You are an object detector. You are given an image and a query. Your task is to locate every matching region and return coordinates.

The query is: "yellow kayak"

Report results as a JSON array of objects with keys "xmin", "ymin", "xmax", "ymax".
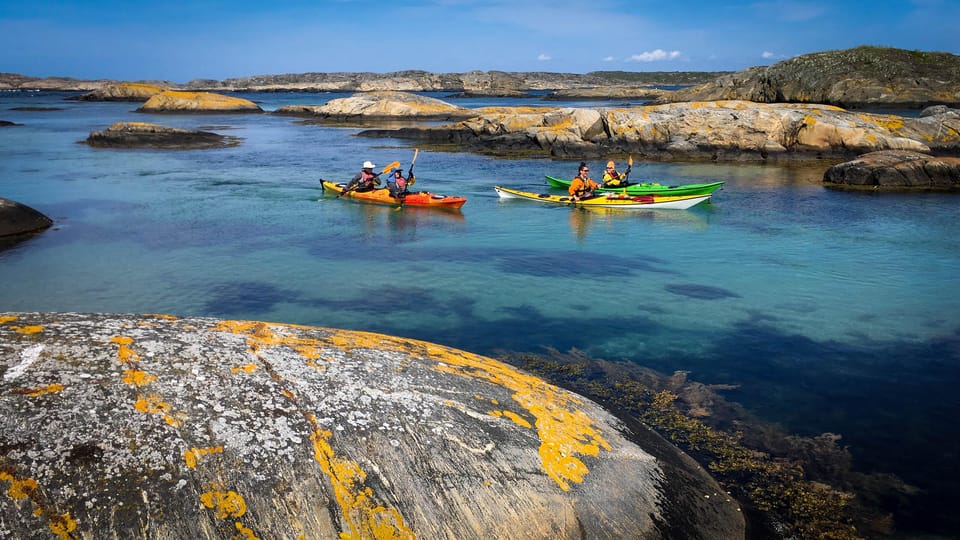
[{"xmin": 494, "ymin": 186, "xmax": 710, "ymax": 209}]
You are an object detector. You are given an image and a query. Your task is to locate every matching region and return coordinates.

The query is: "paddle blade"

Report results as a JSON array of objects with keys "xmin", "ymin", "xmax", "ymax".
[
  {"xmin": 380, "ymin": 161, "xmax": 401, "ymax": 174},
  {"xmin": 408, "ymin": 174, "xmax": 416, "ymax": 187},
  {"xmin": 628, "ymin": 155, "xmax": 634, "ymax": 167},
  {"xmin": 411, "ymin": 148, "xmax": 419, "ymax": 166}
]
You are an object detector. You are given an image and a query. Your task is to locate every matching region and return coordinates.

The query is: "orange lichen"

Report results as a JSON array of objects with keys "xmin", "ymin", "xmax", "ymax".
[
  {"xmin": 110, "ymin": 335, "xmax": 140, "ymax": 364},
  {"xmin": 184, "ymin": 446, "xmax": 224, "ymax": 469},
  {"xmin": 310, "ymin": 429, "xmax": 415, "ymax": 539},
  {"xmin": 858, "ymin": 113, "xmax": 904, "ymax": 132},
  {"xmin": 134, "ymin": 393, "xmax": 182, "ymax": 426},
  {"xmin": 212, "ymin": 321, "xmax": 324, "ymax": 360},
  {"xmin": 0, "ymin": 471, "xmax": 38, "ymax": 500},
  {"xmin": 200, "ymin": 488, "xmax": 248, "ymax": 519},
  {"xmin": 235, "ymin": 521, "xmax": 261, "ymax": 540},
  {"xmin": 122, "ymin": 369, "xmax": 157, "ymax": 387},
  {"xmin": 0, "ymin": 315, "xmax": 18, "ymax": 324},
  {"xmin": 231, "ymin": 363, "xmax": 259, "ymax": 374},
  {"xmin": 22, "ymin": 384, "xmax": 65, "ymax": 397},
  {"xmin": 11, "ymin": 325, "xmax": 43, "ymax": 335},
  {"xmin": 48, "ymin": 513, "xmax": 77, "ymax": 539}
]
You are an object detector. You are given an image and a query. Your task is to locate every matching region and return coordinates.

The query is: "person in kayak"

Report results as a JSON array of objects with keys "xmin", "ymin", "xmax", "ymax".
[
  {"xmin": 345, "ymin": 160, "xmax": 380, "ymax": 193},
  {"xmin": 387, "ymin": 167, "xmax": 408, "ymax": 199},
  {"xmin": 569, "ymin": 162, "xmax": 600, "ymax": 201},
  {"xmin": 602, "ymin": 160, "xmax": 627, "ymax": 187}
]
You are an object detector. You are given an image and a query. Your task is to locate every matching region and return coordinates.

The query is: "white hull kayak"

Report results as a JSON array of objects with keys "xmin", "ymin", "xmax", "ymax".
[{"xmin": 494, "ymin": 186, "xmax": 711, "ymax": 209}]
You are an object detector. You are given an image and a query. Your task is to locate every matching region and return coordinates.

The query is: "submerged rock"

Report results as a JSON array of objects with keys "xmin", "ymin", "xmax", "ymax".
[
  {"xmin": 84, "ymin": 122, "xmax": 241, "ymax": 150},
  {"xmin": 0, "ymin": 198, "xmax": 53, "ymax": 238},
  {"xmin": 136, "ymin": 90, "xmax": 262, "ymax": 113},
  {"xmin": 0, "ymin": 312, "xmax": 743, "ymax": 539},
  {"xmin": 823, "ymin": 150, "xmax": 960, "ymax": 190}
]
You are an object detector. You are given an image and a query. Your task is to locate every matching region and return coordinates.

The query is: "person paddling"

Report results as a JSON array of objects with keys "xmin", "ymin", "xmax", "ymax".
[
  {"xmin": 344, "ymin": 160, "xmax": 381, "ymax": 193},
  {"xmin": 569, "ymin": 162, "xmax": 600, "ymax": 201},
  {"xmin": 602, "ymin": 160, "xmax": 627, "ymax": 187},
  {"xmin": 387, "ymin": 167, "xmax": 408, "ymax": 199}
]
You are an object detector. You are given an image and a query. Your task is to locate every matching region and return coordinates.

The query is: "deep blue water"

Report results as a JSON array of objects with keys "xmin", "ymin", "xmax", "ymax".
[{"xmin": 2, "ymin": 91, "xmax": 958, "ymax": 534}]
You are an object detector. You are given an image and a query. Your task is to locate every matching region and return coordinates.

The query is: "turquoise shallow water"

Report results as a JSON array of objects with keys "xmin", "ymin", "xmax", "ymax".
[{"xmin": 2, "ymin": 91, "xmax": 959, "ymax": 533}]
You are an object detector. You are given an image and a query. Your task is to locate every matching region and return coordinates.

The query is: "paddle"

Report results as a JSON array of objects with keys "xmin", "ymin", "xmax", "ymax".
[
  {"xmin": 339, "ymin": 161, "xmax": 400, "ymax": 198},
  {"xmin": 623, "ymin": 155, "xmax": 633, "ymax": 184},
  {"xmin": 396, "ymin": 149, "xmax": 419, "ymax": 209}
]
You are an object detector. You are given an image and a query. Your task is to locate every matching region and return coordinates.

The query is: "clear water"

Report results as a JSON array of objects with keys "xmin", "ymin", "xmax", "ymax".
[{"xmin": 2, "ymin": 91, "xmax": 958, "ymax": 533}]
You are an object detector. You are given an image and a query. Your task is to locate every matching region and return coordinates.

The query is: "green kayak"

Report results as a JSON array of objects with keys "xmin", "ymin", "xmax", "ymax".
[{"xmin": 545, "ymin": 175, "xmax": 724, "ymax": 196}]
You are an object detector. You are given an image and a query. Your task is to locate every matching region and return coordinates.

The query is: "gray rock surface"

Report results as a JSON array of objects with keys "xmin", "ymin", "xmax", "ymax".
[
  {"xmin": 275, "ymin": 91, "xmax": 473, "ymax": 121},
  {"xmin": 84, "ymin": 122, "xmax": 241, "ymax": 150},
  {"xmin": 0, "ymin": 312, "xmax": 744, "ymax": 539},
  {"xmin": 823, "ymin": 150, "xmax": 960, "ymax": 190},
  {"xmin": 0, "ymin": 198, "xmax": 52, "ymax": 238}
]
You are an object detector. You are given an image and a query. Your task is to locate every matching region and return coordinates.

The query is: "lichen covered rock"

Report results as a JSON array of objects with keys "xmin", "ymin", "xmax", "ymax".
[
  {"xmin": 823, "ymin": 150, "xmax": 960, "ymax": 190},
  {"xmin": 275, "ymin": 90, "xmax": 470, "ymax": 121},
  {"xmin": 75, "ymin": 82, "xmax": 167, "ymax": 102},
  {"xmin": 137, "ymin": 90, "xmax": 262, "ymax": 113},
  {"xmin": 0, "ymin": 312, "xmax": 743, "ymax": 539},
  {"xmin": 84, "ymin": 122, "xmax": 241, "ymax": 150}
]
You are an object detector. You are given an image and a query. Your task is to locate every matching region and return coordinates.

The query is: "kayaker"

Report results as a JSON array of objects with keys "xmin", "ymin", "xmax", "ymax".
[
  {"xmin": 345, "ymin": 160, "xmax": 380, "ymax": 193},
  {"xmin": 387, "ymin": 167, "xmax": 408, "ymax": 198},
  {"xmin": 569, "ymin": 162, "xmax": 600, "ymax": 201},
  {"xmin": 602, "ymin": 160, "xmax": 627, "ymax": 187}
]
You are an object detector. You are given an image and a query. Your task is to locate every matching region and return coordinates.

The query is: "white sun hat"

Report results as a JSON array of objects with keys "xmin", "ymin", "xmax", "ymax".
[{"xmin": 362, "ymin": 160, "xmax": 375, "ymax": 169}]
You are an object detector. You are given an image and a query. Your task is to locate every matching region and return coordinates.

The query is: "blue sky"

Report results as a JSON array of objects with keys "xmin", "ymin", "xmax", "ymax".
[{"xmin": 2, "ymin": 0, "xmax": 958, "ymax": 82}]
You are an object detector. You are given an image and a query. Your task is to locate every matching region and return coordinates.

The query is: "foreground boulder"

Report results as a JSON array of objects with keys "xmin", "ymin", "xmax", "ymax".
[
  {"xmin": 824, "ymin": 150, "xmax": 960, "ymax": 190},
  {"xmin": 84, "ymin": 122, "xmax": 241, "ymax": 150},
  {"xmin": 137, "ymin": 90, "xmax": 262, "ymax": 113},
  {"xmin": 656, "ymin": 46, "xmax": 960, "ymax": 109},
  {"xmin": 0, "ymin": 312, "xmax": 743, "ymax": 539},
  {"xmin": 0, "ymin": 198, "xmax": 52, "ymax": 237},
  {"xmin": 73, "ymin": 82, "xmax": 167, "ymax": 102}
]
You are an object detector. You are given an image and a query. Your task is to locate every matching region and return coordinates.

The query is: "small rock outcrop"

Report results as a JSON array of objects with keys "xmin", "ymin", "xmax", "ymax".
[
  {"xmin": 824, "ymin": 150, "xmax": 960, "ymax": 190},
  {"xmin": 0, "ymin": 312, "xmax": 744, "ymax": 539},
  {"xmin": 656, "ymin": 46, "xmax": 960, "ymax": 109},
  {"xmin": 0, "ymin": 120, "xmax": 23, "ymax": 127},
  {"xmin": 84, "ymin": 122, "xmax": 241, "ymax": 150},
  {"xmin": 275, "ymin": 90, "xmax": 470, "ymax": 121},
  {"xmin": 73, "ymin": 82, "xmax": 167, "ymax": 102},
  {"xmin": 0, "ymin": 198, "xmax": 53, "ymax": 238},
  {"xmin": 136, "ymin": 90, "xmax": 262, "ymax": 113}
]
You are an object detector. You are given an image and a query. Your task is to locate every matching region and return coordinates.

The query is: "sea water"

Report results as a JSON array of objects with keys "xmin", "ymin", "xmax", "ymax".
[{"xmin": 1, "ymin": 91, "xmax": 958, "ymax": 534}]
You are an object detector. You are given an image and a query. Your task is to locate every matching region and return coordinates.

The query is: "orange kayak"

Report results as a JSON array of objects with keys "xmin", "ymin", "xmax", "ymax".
[{"xmin": 320, "ymin": 180, "xmax": 466, "ymax": 209}]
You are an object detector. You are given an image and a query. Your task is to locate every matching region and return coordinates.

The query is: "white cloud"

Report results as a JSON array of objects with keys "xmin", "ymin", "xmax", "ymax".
[
  {"xmin": 628, "ymin": 49, "xmax": 681, "ymax": 62},
  {"xmin": 762, "ymin": 51, "xmax": 775, "ymax": 58},
  {"xmin": 603, "ymin": 56, "xmax": 615, "ymax": 62},
  {"xmin": 537, "ymin": 53, "xmax": 551, "ymax": 61}
]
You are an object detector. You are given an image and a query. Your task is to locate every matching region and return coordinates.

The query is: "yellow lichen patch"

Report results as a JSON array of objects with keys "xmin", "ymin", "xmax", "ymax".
[
  {"xmin": 0, "ymin": 471, "xmax": 38, "ymax": 500},
  {"xmin": 48, "ymin": 513, "xmax": 77, "ymax": 539},
  {"xmin": 803, "ymin": 115, "xmax": 818, "ymax": 126},
  {"xmin": 110, "ymin": 335, "xmax": 140, "ymax": 364},
  {"xmin": 122, "ymin": 369, "xmax": 157, "ymax": 387},
  {"xmin": 0, "ymin": 315, "xmax": 19, "ymax": 324},
  {"xmin": 11, "ymin": 325, "xmax": 43, "ymax": 335},
  {"xmin": 144, "ymin": 313, "xmax": 178, "ymax": 320},
  {"xmin": 134, "ymin": 393, "xmax": 182, "ymax": 426},
  {"xmin": 858, "ymin": 113, "xmax": 904, "ymax": 132},
  {"xmin": 231, "ymin": 363, "xmax": 259, "ymax": 374},
  {"xmin": 500, "ymin": 410, "xmax": 533, "ymax": 429},
  {"xmin": 309, "ymin": 429, "xmax": 415, "ymax": 539},
  {"xmin": 200, "ymin": 488, "xmax": 248, "ymax": 519},
  {"xmin": 22, "ymin": 383, "xmax": 65, "ymax": 397},
  {"xmin": 235, "ymin": 521, "xmax": 261, "ymax": 540},
  {"xmin": 212, "ymin": 321, "xmax": 325, "ymax": 360},
  {"xmin": 184, "ymin": 446, "xmax": 224, "ymax": 469}
]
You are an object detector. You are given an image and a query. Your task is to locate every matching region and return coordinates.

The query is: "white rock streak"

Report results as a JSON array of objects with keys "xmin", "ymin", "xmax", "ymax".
[{"xmin": 4, "ymin": 344, "xmax": 44, "ymax": 381}]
